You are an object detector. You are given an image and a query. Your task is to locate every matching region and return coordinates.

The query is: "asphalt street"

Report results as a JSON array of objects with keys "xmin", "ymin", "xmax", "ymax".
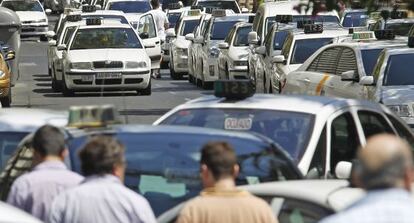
[{"xmin": 11, "ymin": 15, "xmax": 211, "ymax": 124}]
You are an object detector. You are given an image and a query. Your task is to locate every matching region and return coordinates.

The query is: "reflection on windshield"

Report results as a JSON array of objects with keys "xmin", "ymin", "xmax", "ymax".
[
  {"xmin": 108, "ymin": 1, "xmax": 151, "ymax": 13},
  {"xmin": 211, "ymin": 21, "xmax": 240, "ymax": 40},
  {"xmin": 291, "ymin": 38, "xmax": 332, "ymax": 64},
  {"xmin": 70, "ymin": 28, "xmax": 142, "ymax": 50},
  {"xmin": 361, "ymin": 49, "xmax": 382, "ymax": 76},
  {"xmin": 197, "ymin": 1, "xmax": 240, "ymax": 13},
  {"xmin": 69, "ymin": 132, "xmax": 299, "ymax": 216},
  {"xmin": 342, "ymin": 12, "xmax": 368, "ymax": 27},
  {"xmin": 2, "ymin": 1, "xmax": 43, "ymax": 12},
  {"xmin": 384, "ymin": 54, "xmax": 414, "ymax": 86},
  {"xmin": 0, "ymin": 132, "xmax": 28, "ymax": 170},
  {"xmin": 160, "ymin": 108, "xmax": 315, "ymax": 160},
  {"xmin": 180, "ymin": 20, "xmax": 199, "ymax": 36},
  {"xmin": 234, "ymin": 26, "xmax": 251, "ymax": 47}
]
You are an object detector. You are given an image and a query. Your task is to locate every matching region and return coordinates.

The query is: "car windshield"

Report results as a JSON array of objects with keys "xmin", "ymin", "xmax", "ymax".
[
  {"xmin": 273, "ymin": 31, "xmax": 289, "ymax": 50},
  {"xmin": 70, "ymin": 28, "xmax": 142, "ymax": 50},
  {"xmin": 196, "ymin": 1, "xmax": 240, "ymax": 13},
  {"xmin": 160, "ymin": 108, "xmax": 315, "ymax": 161},
  {"xmin": 342, "ymin": 11, "xmax": 368, "ymax": 27},
  {"xmin": 384, "ymin": 53, "xmax": 414, "ymax": 86},
  {"xmin": 180, "ymin": 19, "xmax": 199, "ymax": 36},
  {"xmin": 361, "ymin": 48, "xmax": 382, "ymax": 76},
  {"xmin": 0, "ymin": 132, "xmax": 28, "ymax": 170},
  {"xmin": 290, "ymin": 38, "xmax": 333, "ymax": 64},
  {"xmin": 386, "ymin": 22, "xmax": 414, "ymax": 36},
  {"xmin": 108, "ymin": 1, "xmax": 151, "ymax": 14},
  {"xmin": 292, "ymin": 15, "xmax": 340, "ymax": 24},
  {"xmin": 211, "ymin": 21, "xmax": 240, "ymax": 40},
  {"xmin": 233, "ymin": 26, "xmax": 251, "ymax": 46},
  {"xmin": 69, "ymin": 132, "xmax": 300, "ymax": 216},
  {"xmin": 82, "ymin": 15, "xmax": 129, "ymax": 24},
  {"xmin": 2, "ymin": 1, "xmax": 43, "ymax": 12},
  {"xmin": 266, "ymin": 17, "xmax": 276, "ymax": 35},
  {"xmin": 168, "ymin": 12, "xmax": 181, "ymax": 28}
]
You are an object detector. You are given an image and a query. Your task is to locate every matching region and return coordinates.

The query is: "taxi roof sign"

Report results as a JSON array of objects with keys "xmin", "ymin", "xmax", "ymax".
[
  {"xmin": 214, "ymin": 80, "xmax": 255, "ymax": 100},
  {"xmin": 190, "ymin": 5, "xmax": 204, "ymax": 10},
  {"xmin": 352, "ymin": 31, "xmax": 375, "ymax": 40},
  {"xmin": 68, "ymin": 105, "xmax": 120, "ymax": 128},
  {"xmin": 86, "ymin": 17, "xmax": 102, "ymax": 26},
  {"xmin": 186, "ymin": 9, "xmax": 201, "ymax": 17},
  {"xmin": 82, "ymin": 5, "xmax": 97, "ymax": 13},
  {"xmin": 276, "ymin": 15, "xmax": 293, "ymax": 24},
  {"xmin": 348, "ymin": 27, "xmax": 368, "ymax": 34},
  {"xmin": 66, "ymin": 14, "xmax": 82, "ymax": 22},
  {"xmin": 297, "ymin": 20, "xmax": 314, "ymax": 29},
  {"xmin": 212, "ymin": 9, "xmax": 227, "ymax": 17},
  {"xmin": 375, "ymin": 29, "xmax": 395, "ymax": 40},
  {"xmin": 168, "ymin": 3, "xmax": 182, "ymax": 10},
  {"xmin": 304, "ymin": 24, "xmax": 323, "ymax": 34}
]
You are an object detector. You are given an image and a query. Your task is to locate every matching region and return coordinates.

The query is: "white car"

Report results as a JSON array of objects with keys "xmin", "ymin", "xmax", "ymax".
[
  {"xmin": 1, "ymin": 0, "xmax": 51, "ymax": 38},
  {"xmin": 192, "ymin": 0, "xmax": 245, "ymax": 14},
  {"xmin": 193, "ymin": 11, "xmax": 250, "ymax": 89},
  {"xmin": 105, "ymin": 0, "xmax": 152, "ymax": 28},
  {"xmin": 217, "ymin": 22, "xmax": 251, "ymax": 80},
  {"xmin": 282, "ymin": 33, "xmax": 407, "ymax": 99},
  {"xmin": 154, "ymin": 81, "xmax": 414, "ymax": 177},
  {"xmin": 0, "ymin": 201, "xmax": 43, "ymax": 223},
  {"xmin": 59, "ymin": 18, "xmax": 152, "ymax": 96},
  {"xmin": 258, "ymin": 26, "xmax": 348, "ymax": 94},
  {"xmin": 169, "ymin": 10, "xmax": 202, "ymax": 79}
]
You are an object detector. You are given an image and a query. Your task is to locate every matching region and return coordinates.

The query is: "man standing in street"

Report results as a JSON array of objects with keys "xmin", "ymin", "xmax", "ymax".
[
  {"xmin": 176, "ymin": 142, "xmax": 278, "ymax": 223},
  {"xmin": 150, "ymin": 0, "xmax": 169, "ymax": 79},
  {"xmin": 48, "ymin": 136, "xmax": 157, "ymax": 223},
  {"xmin": 7, "ymin": 125, "xmax": 84, "ymax": 221},
  {"xmin": 320, "ymin": 134, "xmax": 414, "ymax": 223}
]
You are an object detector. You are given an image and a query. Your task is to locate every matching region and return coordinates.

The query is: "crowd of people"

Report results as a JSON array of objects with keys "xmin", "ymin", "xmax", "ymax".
[{"xmin": 6, "ymin": 124, "xmax": 414, "ymax": 223}]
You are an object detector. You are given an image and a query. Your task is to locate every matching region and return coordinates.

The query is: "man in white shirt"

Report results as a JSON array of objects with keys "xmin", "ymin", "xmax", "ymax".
[{"xmin": 150, "ymin": 0, "xmax": 169, "ymax": 41}]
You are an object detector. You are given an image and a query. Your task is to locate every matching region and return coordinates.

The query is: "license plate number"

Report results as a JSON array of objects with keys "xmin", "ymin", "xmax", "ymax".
[
  {"xmin": 81, "ymin": 75, "xmax": 93, "ymax": 82},
  {"xmin": 96, "ymin": 73, "xmax": 121, "ymax": 79}
]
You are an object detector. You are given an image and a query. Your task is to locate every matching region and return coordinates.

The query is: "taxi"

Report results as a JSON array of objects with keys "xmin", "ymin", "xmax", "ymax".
[
  {"xmin": 0, "ymin": 105, "xmax": 302, "ymax": 215},
  {"xmin": 282, "ymin": 31, "xmax": 406, "ymax": 99},
  {"xmin": 59, "ymin": 18, "xmax": 152, "ymax": 96},
  {"xmin": 193, "ymin": 10, "xmax": 250, "ymax": 89},
  {"xmin": 104, "ymin": 0, "xmax": 152, "ymax": 26},
  {"xmin": 154, "ymin": 80, "xmax": 414, "ymax": 178},
  {"xmin": 1, "ymin": 0, "xmax": 51, "ymax": 39},
  {"xmin": 0, "ymin": 47, "xmax": 15, "ymax": 107},
  {"xmin": 192, "ymin": 0, "xmax": 245, "ymax": 14},
  {"xmin": 258, "ymin": 24, "xmax": 348, "ymax": 94},
  {"xmin": 168, "ymin": 9, "xmax": 202, "ymax": 79},
  {"xmin": 217, "ymin": 22, "xmax": 252, "ymax": 80}
]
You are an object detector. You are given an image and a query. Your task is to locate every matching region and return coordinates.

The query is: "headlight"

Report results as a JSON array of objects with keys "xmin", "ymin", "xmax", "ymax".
[
  {"xmin": 209, "ymin": 47, "xmax": 220, "ymax": 58},
  {"xmin": 126, "ymin": 61, "xmax": 147, "ymax": 69},
  {"xmin": 34, "ymin": 19, "xmax": 47, "ymax": 23},
  {"xmin": 233, "ymin": 61, "xmax": 248, "ymax": 66},
  {"xmin": 69, "ymin": 62, "xmax": 92, "ymax": 70},
  {"xmin": 387, "ymin": 105, "xmax": 411, "ymax": 117}
]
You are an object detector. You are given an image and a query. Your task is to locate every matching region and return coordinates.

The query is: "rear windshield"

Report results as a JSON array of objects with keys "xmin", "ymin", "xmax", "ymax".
[
  {"xmin": 168, "ymin": 12, "xmax": 181, "ymax": 28},
  {"xmin": 384, "ymin": 54, "xmax": 414, "ymax": 86},
  {"xmin": 361, "ymin": 49, "xmax": 382, "ymax": 76},
  {"xmin": 342, "ymin": 11, "xmax": 368, "ymax": 27},
  {"xmin": 108, "ymin": 1, "xmax": 151, "ymax": 13},
  {"xmin": 2, "ymin": 1, "xmax": 43, "ymax": 12},
  {"xmin": 211, "ymin": 20, "xmax": 240, "ymax": 40},
  {"xmin": 180, "ymin": 19, "xmax": 199, "ymax": 36},
  {"xmin": 290, "ymin": 38, "xmax": 333, "ymax": 64},
  {"xmin": 196, "ymin": 1, "xmax": 240, "ymax": 13}
]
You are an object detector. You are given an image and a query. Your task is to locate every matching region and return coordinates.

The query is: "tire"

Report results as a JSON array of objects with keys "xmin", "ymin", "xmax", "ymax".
[
  {"xmin": 62, "ymin": 75, "xmax": 74, "ymax": 97},
  {"xmin": 188, "ymin": 74, "xmax": 194, "ymax": 83},
  {"xmin": 48, "ymin": 67, "xmax": 52, "ymax": 76},
  {"xmin": 51, "ymin": 65, "xmax": 60, "ymax": 92},
  {"xmin": 138, "ymin": 79, "xmax": 151, "ymax": 95},
  {"xmin": 0, "ymin": 87, "xmax": 11, "ymax": 107},
  {"xmin": 225, "ymin": 64, "xmax": 230, "ymax": 80}
]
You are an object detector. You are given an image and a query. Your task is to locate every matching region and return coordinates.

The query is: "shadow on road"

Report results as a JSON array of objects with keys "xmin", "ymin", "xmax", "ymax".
[{"xmin": 119, "ymin": 108, "xmax": 171, "ymax": 116}]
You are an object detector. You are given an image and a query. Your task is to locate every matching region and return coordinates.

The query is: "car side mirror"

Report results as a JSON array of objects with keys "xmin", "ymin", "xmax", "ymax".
[
  {"xmin": 139, "ymin": 32, "xmax": 149, "ymax": 39},
  {"xmin": 46, "ymin": 31, "xmax": 56, "ymax": 38},
  {"xmin": 248, "ymin": 31, "xmax": 259, "ymax": 45},
  {"xmin": 185, "ymin": 33, "xmax": 194, "ymax": 41},
  {"xmin": 359, "ymin": 76, "xmax": 375, "ymax": 86},
  {"xmin": 48, "ymin": 40, "xmax": 57, "ymax": 46},
  {"xmin": 255, "ymin": 46, "xmax": 266, "ymax": 55},
  {"xmin": 166, "ymin": 29, "xmax": 176, "ymax": 38},
  {"xmin": 335, "ymin": 161, "xmax": 352, "ymax": 179},
  {"xmin": 144, "ymin": 42, "xmax": 156, "ymax": 48},
  {"xmin": 241, "ymin": 7, "xmax": 249, "ymax": 13},
  {"xmin": 45, "ymin": 9, "xmax": 52, "ymax": 15},
  {"xmin": 4, "ymin": 51, "xmax": 15, "ymax": 61},
  {"xmin": 218, "ymin": 42, "xmax": 229, "ymax": 49},
  {"xmin": 340, "ymin": 70, "xmax": 358, "ymax": 82},
  {"xmin": 272, "ymin": 55, "xmax": 286, "ymax": 64},
  {"xmin": 57, "ymin": 44, "xmax": 67, "ymax": 51}
]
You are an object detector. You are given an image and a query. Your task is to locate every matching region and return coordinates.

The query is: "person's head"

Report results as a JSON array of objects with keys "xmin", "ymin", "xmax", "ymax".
[
  {"xmin": 79, "ymin": 136, "xmax": 126, "ymax": 181},
  {"xmin": 32, "ymin": 125, "xmax": 67, "ymax": 164},
  {"xmin": 200, "ymin": 142, "xmax": 239, "ymax": 188},
  {"xmin": 355, "ymin": 134, "xmax": 414, "ymax": 191},
  {"xmin": 150, "ymin": 0, "xmax": 160, "ymax": 9}
]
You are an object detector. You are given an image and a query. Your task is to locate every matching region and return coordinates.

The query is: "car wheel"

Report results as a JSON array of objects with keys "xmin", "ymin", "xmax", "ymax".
[
  {"xmin": 62, "ymin": 75, "xmax": 74, "ymax": 97},
  {"xmin": 138, "ymin": 79, "xmax": 151, "ymax": 95},
  {"xmin": 188, "ymin": 74, "xmax": 194, "ymax": 83},
  {"xmin": 225, "ymin": 64, "xmax": 230, "ymax": 80}
]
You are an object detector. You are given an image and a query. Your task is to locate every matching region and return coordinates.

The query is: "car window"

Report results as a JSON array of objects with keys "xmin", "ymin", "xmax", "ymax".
[
  {"xmin": 372, "ymin": 51, "xmax": 386, "ymax": 82},
  {"xmin": 277, "ymin": 198, "xmax": 333, "ymax": 223},
  {"xmin": 211, "ymin": 21, "xmax": 240, "ymax": 40},
  {"xmin": 2, "ymin": 1, "xmax": 43, "ymax": 12},
  {"xmin": 62, "ymin": 27, "xmax": 76, "ymax": 45},
  {"xmin": 307, "ymin": 47, "xmax": 341, "ymax": 73},
  {"xmin": 281, "ymin": 34, "xmax": 293, "ymax": 61},
  {"xmin": 167, "ymin": 12, "xmax": 181, "ymax": 29},
  {"xmin": 233, "ymin": 26, "xmax": 251, "ymax": 47},
  {"xmin": 138, "ymin": 14, "xmax": 157, "ymax": 38},
  {"xmin": 358, "ymin": 111, "xmax": 394, "ymax": 139},
  {"xmin": 0, "ymin": 132, "xmax": 28, "ymax": 170},
  {"xmin": 308, "ymin": 126, "xmax": 327, "ymax": 178},
  {"xmin": 290, "ymin": 38, "xmax": 333, "ymax": 65},
  {"xmin": 342, "ymin": 11, "xmax": 368, "ymax": 27},
  {"xmin": 361, "ymin": 49, "xmax": 383, "ymax": 76},
  {"xmin": 336, "ymin": 47, "xmax": 358, "ymax": 76},
  {"xmin": 383, "ymin": 53, "xmax": 414, "ymax": 86},
  {"xmin": 386, "ymin": 114, "xmax": 414, "ymax": 148},
  {"xmin": 196, "ymin": 0, "xmax": 240, "ymax": 13},
  {"xmin": 330, "ymin": 112, "xmax": 360, "ymax": 175},
  {"xmin": 225, "ymin": 26, "xmax": 235, "ymax": 43},
  {"xmin": 107, "ymin": 1, "xmax": 151, "ymax": 13},
  {"xmin": 180, "ymin": 19, "xmax": 200, "ymax": 36},
  {"xmin": 386, "ymin": 22, "xmax": 414, "ymax": 36},
  {"xmin": 273, "ymin": 31, "xmax": 289, "ymax": 51},
  {"xmin": 264, "ymin": 28, "xmax": 273, "ymax": 55}
]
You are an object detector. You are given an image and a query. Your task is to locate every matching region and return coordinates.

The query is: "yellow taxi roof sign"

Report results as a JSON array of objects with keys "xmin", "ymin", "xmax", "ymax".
[
  {"xmin": 352, "ymin": 31, "xmax": 376, "ymax": 40},
  {"xmin": 186, "ymin": 9, "xmax": 201, "ymax": 17},
  {"xmin": 212, "ymin": 9, "xmax": 227, "ymax": 17},
  {"xmin": 68, "ymin": 105, "xmax": 120, "ymax": 128}
]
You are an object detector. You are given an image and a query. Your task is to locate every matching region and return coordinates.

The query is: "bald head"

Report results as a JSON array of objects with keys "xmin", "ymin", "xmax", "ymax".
[{"xmin": 357, "ymin": 134, "xmax": 413, "ymax": 190}]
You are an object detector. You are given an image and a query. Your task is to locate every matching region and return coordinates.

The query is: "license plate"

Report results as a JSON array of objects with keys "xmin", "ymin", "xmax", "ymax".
[
  {"xmin": 96, "ymin": 73, "xmax": 122, "ymax": 79},
  {"xmin": 81, "ymin": 75, "xmax": 93, "ymax": 82}
]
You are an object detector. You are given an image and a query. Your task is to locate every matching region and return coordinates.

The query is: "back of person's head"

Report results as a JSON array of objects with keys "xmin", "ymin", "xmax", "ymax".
[
  {"xmin": 79, "ymin": 136, "xmax": 125, "ymax": 176},
  {"xmin": 200, "ymin": 142, "xmax": 238, "ymax": 180},
  {"xmin": 151, "ymin": 0, "xmax": 160, "ymax": 9},
  {"xmin": 356, "ymin": 134, "xmax": 414, "ymax": 190},
  {"xmin": 32, "ymin": 125, "xmax": 65, "ymax": 157}
]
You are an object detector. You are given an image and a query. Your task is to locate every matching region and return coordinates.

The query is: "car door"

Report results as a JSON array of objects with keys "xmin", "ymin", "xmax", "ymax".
[
  {"xmin": 355, "ymin": 109, "xmax": 395, "ymax": 141},
  {"xmin": 54, "ymin": 26, "xmax": 77, "ymax": 81},
  {"xmin": 137, "ymin": 13, "xmax": 162, "ymax": 70},
  {"xmin": 218, "ymin": 26, "xmax": 235, "ymax": 78}
]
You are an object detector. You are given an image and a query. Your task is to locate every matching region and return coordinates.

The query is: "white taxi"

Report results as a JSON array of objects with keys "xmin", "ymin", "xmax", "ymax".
[
  {"xmin": 60, "ymin": 18, "xmax": 152, "ymax": 96},
  {"xmin": 193, "ymin": 11, "xmax": 250, "ymax": 89},
  {"xmin": 105, "ymin": 0, "xmax": 152, "ymax": 27},
  {"xmin": 282, "ymin": 31, "xmax": 407, "ymax": 99},
  {"xmin": 154, "ymin": 81, "xmax": 414, "ymax": 177},
  {"xmin": 1, "ymin": 0, "xmax": 51, "ymax": 38},
  {"xmin": 258, "ymin": 25, "xmax": 348, "ymax": 94},
  {"xmin": 217, "ymin": 22, "xmax": 251, "ymax": 80},
  {"xmin": 168, "ymin": 10, "xmax": 202, "ymax": 79}
]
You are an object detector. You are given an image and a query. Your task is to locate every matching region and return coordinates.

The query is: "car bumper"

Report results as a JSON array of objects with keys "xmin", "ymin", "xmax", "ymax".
[
  {"xmin": 229, "ymin": 66, "xmax": 248, "ymax": 80},
  {"xmin": 21, "ymin": 24, "xmax": 48, "ymax": 36},
  {"xmin": 204, "ymin": 58, "xmax": 219, "ymax": 82},
  {"xmin": 150, "ymin": 55, "xmax": 161, "ymax": 70},
  {"xmin": 65, "ymin": 70, "xmax": 150, "ymax": 90},
  {"xmin": 173, "ymin": 55, "xmax": 188, "ymax": 73}
]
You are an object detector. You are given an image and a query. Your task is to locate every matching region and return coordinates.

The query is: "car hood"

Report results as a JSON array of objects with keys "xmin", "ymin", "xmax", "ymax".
[
  {"xmin": 229, "ymin": 47, "xmax": 249, "ymax": 61},
  {"xmin": 125, "ymin": 13, "xmax": 144, "ymax": 23},
  {"xmin": 173, "ymin": 36, "xmax": 191, "ymax": 49},
  {"xmin": 68, "ymin": 48, "xmax": 149, "ymax": 63},
  {"xmin": 16, "ymin": 11, "xmax": 46, "ymax": 22},
  {"xmin": 381, "ymin": 85, "xmax": 414, "ymax": 105}
]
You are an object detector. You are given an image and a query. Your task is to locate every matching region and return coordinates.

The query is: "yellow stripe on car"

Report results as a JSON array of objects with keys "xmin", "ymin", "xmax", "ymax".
[{"xmin": 315, "ymin": 75, "xmax": 330, "ymax": 95}]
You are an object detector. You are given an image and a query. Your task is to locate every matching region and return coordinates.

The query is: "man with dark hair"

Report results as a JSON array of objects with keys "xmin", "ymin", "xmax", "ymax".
[
  {"xmin": 320, "ymin": 134, "xmax": 414, "ymax": 223},
  {"xmin": 7, "ymin": 125, "xmax": 83, "ymax": 221},
  {"xmin": 176, "ymin": 142, "xmax": 278, "ymax": 223},
  {"xmin": 48, "ymin": 136, "xmax": 156, "ymax": 223}
]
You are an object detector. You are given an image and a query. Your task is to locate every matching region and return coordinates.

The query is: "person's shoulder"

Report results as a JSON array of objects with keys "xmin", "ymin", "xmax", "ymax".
[{"xmin": 12, "ymin": 172, "xmax": 33, "ymax": 187}]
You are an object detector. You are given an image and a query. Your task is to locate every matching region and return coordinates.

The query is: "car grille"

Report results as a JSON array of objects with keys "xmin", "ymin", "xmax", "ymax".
[
  {"xmin": 95, "ymin": 79, "xmax": 122, "ymax": 85},
  {"xmin": 93, "ymin": 61, "xmax": 123, "ymax": 69}
]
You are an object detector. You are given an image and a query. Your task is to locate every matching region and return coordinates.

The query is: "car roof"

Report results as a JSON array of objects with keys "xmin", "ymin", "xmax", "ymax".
[
  {"xmin": 293, "ymin": 29, "xmax": 349, "ymax": 40},
  {"xmin": 213, "ymin": 14, "xmax": 250, "ymax": 22},
  {"xmin": 182, "ymin": 15, "xmax": 202, "ymax": 20},
  {"xmin": 167, "ymin": 94, "xmax": 386, "ymax": 115},
  {"xmin": 333, "ymin": 38, "xmax": 408, "ymax": 49},
  {"xmin": 0, "ymin": 108, "xmax": 67, "ymax": 132},
  {"xmin": 82, "ymin": 10, "xmax": 126, "ymax": 16},
  {"xmin": 0, "ymin": 201, "xmax": 42, "ymax": 223}
]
